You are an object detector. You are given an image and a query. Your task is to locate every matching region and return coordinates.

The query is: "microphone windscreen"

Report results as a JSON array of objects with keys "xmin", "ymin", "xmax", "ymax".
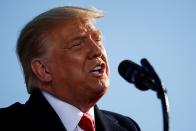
[
  {"xmin": 118, "ymin": 59, "xmax": 150, "ymax": 91},
  {"xmin": 118, "ymin": 60, "xmax": 141, "ymax": 83}
]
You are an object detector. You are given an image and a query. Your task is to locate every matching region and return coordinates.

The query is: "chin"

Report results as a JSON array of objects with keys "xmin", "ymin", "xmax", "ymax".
[
  {"xmin": 89, "ymin": 88, "xmax": 106, "ymax": 104},
  {"xmin": 87, "ymin": 78, "xmax": 110, "ymax": 96},
  {"xmin": 95, "ymin": 82, "xmax": 109, "ymax": 96}
]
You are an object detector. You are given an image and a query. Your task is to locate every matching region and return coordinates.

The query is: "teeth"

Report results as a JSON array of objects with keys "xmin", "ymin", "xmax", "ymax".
[{"xmin": 93, "ymin": 65, "xmax": 101, "ymax": 71}]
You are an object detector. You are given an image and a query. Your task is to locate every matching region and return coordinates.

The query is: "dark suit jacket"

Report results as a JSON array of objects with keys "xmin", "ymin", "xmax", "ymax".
[{"xmin": 0, "ymin": 91, "xmax": 140, "ymax": 131}]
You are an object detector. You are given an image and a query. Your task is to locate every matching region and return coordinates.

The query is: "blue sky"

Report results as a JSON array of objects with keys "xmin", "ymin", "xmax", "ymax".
[{"xmin": 0, "ymin": 0, "xmax": 195, "ymax": 130}]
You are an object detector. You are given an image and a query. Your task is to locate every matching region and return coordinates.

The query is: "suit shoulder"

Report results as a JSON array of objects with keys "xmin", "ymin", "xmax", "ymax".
[
  {"xmin": 101, "ymin": 110, "xmax": 141, "ymax": 131},
  {"xmin": 0, "ymin": 102, "xmax": 23, "ymax": 111},
  {"xmin": 0, "ymin": 102, "xmax": 26, "ymax": 118}
]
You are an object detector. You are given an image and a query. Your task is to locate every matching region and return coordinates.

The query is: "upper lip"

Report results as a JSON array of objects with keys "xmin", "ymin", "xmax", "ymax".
[{"xmin": 90, "ymin": 61, "xmax": 106, "ymax": 73}]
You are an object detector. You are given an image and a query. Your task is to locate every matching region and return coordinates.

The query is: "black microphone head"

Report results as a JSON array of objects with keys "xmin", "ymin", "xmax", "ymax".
[
  {"xmin": 118, "ymin": 60, "xmax": 140, "ymax": 83},
  {"xmin": 118, "ymin": 59, "xmax": 150, "ymax": 91}
]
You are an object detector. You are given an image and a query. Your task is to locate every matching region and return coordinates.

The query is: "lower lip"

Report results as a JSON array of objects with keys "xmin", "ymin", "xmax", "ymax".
[{"xmin": 90, "ymin": 71, "xmax": 104, "ymax": 77}]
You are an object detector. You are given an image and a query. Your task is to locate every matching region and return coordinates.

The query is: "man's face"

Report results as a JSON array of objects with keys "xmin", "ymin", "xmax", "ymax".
[{"xmin": 44, "ymin": 19, "xmax": 110, "ymax": 107}]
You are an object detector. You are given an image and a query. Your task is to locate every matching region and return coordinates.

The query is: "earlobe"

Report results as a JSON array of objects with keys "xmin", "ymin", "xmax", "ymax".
[{"xmin": 31, "ymin": 58, "xmax": 52, "ymax": 82}]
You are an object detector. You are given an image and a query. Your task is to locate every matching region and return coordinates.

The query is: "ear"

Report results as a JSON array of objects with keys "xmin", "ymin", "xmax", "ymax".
[{"xmin": 31, "ymin": 58, "xmax": 52, "ymax": 82}]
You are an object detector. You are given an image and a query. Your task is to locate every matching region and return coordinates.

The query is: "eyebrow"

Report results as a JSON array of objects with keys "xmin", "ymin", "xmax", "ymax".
[
  {"xmin": 72, "ymin": 29, "xmax": 102, "ymax": 40},
  {"xmin": 65, "ymin": 28, "xmax": 101, "ymax": 44},
  {"xmin": 69, "ymin": 32, "xmax": 86, "ymax": 42}
]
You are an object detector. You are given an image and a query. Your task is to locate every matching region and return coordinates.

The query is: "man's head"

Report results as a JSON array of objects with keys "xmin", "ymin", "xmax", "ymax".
[{"xmin": 16, "ymin": 6, "xmax": 110, "ymax": 111}]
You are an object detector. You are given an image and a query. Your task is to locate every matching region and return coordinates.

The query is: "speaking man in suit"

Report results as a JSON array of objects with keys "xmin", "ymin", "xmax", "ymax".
[{"xmin": 0, "ymin": 6, "xmax": 140, "ymax": 131}]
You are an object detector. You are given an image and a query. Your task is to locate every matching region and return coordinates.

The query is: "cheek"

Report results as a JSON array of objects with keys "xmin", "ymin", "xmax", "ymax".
[
  {"xmin": 64, "ymin": 54, "xmax": 87, "ymax": 77},
  {"xmin": 102, "ymin": 50, "xmax": 110, "ymax": 75},
  {"xmin": 50, "ymin": 54, "xmax": 84, "ymax": 81}
]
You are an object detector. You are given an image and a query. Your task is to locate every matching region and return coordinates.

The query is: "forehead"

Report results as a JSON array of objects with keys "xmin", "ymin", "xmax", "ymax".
[
  {"xmin": 49, "ymin": 19, "xmax": 100, "ymax": 44},
  {"xmin": 74, "ymin": 19, "xmax": 96, "ymax": 32},
  {"xmin": 58, "ymin": 19, "xmax": 98, "ymax": 36}
]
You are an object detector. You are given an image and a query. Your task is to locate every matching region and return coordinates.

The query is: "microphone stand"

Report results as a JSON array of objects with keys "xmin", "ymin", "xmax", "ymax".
[
  {"xmin": 141, "ymin": 58, "xmax": 170, "ymax": 131},
  {"xmin": 156, "ymin": 85, "xmax": 170, "ymax": 131}
]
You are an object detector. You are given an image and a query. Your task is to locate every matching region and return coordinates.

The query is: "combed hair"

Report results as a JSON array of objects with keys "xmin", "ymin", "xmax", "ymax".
[{"xmin": 16, "ymin": 6, "xmax": 104, "ymax": 93}]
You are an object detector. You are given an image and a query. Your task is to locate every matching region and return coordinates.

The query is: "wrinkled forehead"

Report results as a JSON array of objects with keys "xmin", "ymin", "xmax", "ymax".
[
  {"xmin": 70, "ymin": 18, "xmax": 99, "ymax": 34},
  {"xmin": 52, "ymin": 18, "xmax": 100, "ymax": 35},
  {"xmin": 48, "ymin": 18, "xmax": 101, "ymax": 45},
  {"xmin": 70, "ymin": 18, "xmax": 100, "ymax": 32}
]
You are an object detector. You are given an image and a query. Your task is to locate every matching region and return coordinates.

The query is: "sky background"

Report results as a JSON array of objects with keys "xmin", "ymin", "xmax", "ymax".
[{"xmin": 0, "ymin": 0, "xmax": 195, "ymax": 131}]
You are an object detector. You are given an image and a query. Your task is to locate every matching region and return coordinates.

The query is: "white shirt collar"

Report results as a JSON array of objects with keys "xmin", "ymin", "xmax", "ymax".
[{"xmin": 42, "ymin": 91, "xmax": 95, "ymax": 131}]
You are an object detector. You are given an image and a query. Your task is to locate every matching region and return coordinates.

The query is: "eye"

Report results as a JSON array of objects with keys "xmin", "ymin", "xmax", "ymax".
[
  {"xmin": 71, "ymin": 37, "xmax": 86, "ymax": 47},
  {"xmin": 91, "ymin": 30, "xmax": 103, "ymax": 44},
  {"xmin": 94, "ymin": 37, "xmax": 102, "ymax": 42},
  {"xmin": 93, "ymin": 35, "xmax": 103, "ymax": 46}
]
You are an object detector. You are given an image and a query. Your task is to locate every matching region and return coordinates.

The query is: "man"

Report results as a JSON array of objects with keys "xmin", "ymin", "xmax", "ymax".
[{"xmin": 0, "ymin": 6, "xmax": 140, "ymax": 131}]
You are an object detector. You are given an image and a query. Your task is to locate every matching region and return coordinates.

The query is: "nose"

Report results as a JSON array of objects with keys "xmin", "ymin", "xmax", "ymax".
[{"xmin": 87, "ymin": 37, "xmax": 103, "ymax": 59}]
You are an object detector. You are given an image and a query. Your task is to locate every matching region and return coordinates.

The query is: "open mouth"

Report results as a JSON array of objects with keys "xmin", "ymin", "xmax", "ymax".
[{"xmin": 90, "ymin": 63, "xmax": 105, "ymax": 77}]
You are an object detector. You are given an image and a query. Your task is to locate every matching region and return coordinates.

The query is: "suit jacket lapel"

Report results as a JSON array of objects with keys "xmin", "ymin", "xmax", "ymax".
[
  {"xmin": 25, "ymin": 90, "xmax": 67, "ymax": 131},
  {"xmin": 94, "ymin": 106, "xmax": 129, "ymax": 131}
]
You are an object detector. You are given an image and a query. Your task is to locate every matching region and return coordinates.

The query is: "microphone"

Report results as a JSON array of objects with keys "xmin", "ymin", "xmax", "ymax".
[
  {"xmin": 118, "ymin": 58, "xmax": 159, "ymax": 91},
  {"xmin": 118, "ymin": 58, "xmax": 170, "ymax": 131}
]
